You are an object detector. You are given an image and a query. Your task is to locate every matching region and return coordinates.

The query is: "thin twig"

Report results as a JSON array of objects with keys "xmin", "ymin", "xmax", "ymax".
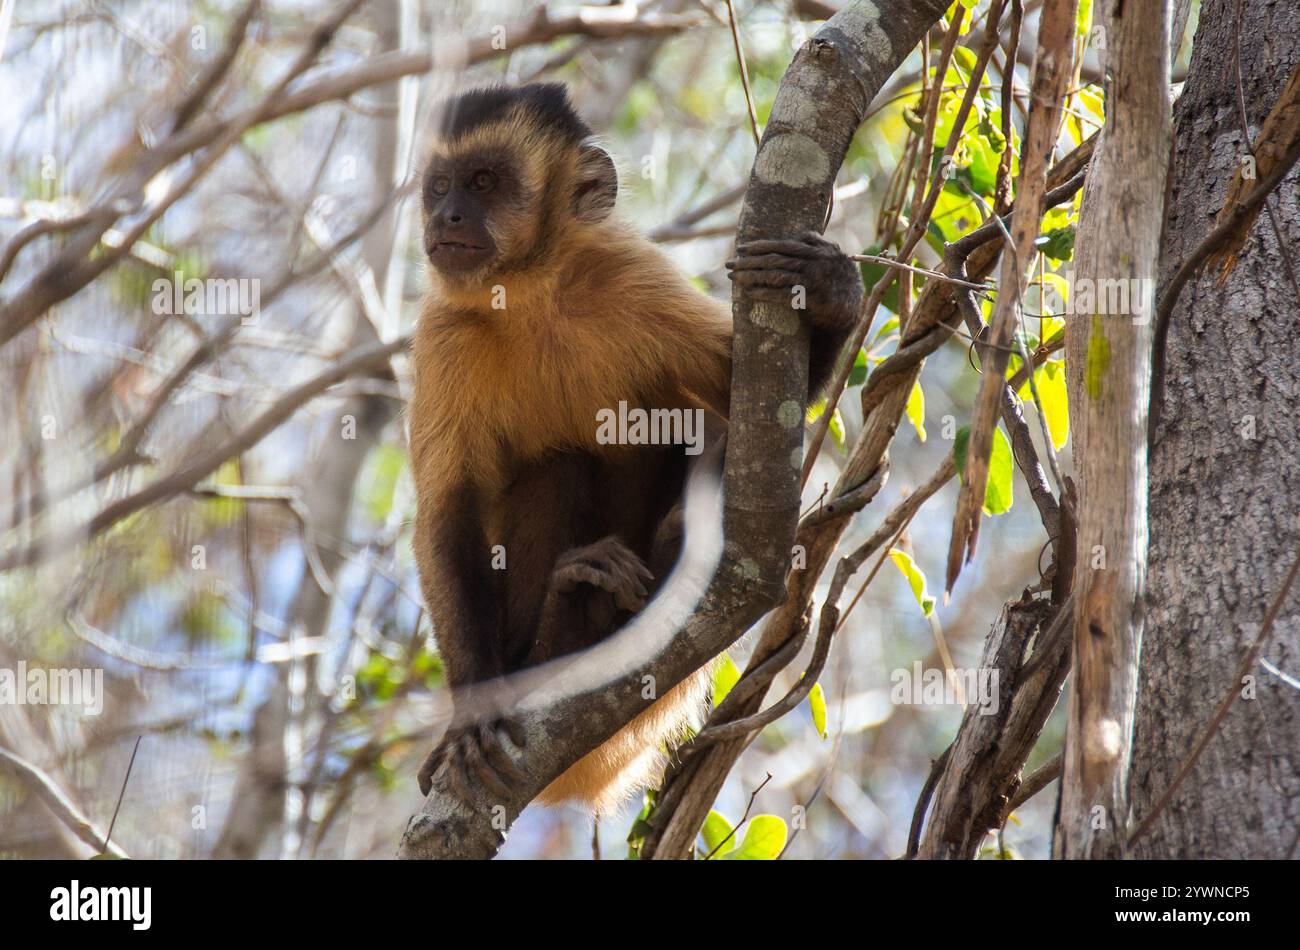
[
  {"xmin": 723, "ymin": 0, "xmax": 761, "ymax": 147},
  {"xmin": 102, "ymin": 735, "xmax": 141, "ymax": 856}
]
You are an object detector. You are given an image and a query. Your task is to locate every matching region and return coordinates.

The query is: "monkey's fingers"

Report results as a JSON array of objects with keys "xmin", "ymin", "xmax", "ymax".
[
  {"xmin": 418, "ymin": 740, "xmax": 454, "ymax": 796},
  {"xmin": 554, "ymin": 562, "xmax": 609, "ymax": 594},
  {"xmin": 612, "ymin": 579, "xmax": 649, "ymax": 613},
  {"xmin": 437, "ymin": 751, "xmax": 476, "ymax": 802},
  {"xmin": 728, "ymin": 268, "xmax": 804, "ymax": 288},
  {"xmin": 557, "ymin": 558, "xmax": 650, "ymax": 604},
  {"xmin": 417, "ymin": 754, "xmax": 437, "ymax": 796},
  {"xmin": 735, "ymin": 287, "xmax": 808, "ymax": 307},
  {"xmin": 734, "ymin": 233, "xmax": 837, "ymax": 259},
  {"xmin": 727, "ymin": 252, "xmax": 810, "ymax": 273}
]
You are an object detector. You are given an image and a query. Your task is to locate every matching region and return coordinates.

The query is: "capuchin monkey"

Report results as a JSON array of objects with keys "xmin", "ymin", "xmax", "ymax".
[{"xmin": 409, "ymin": 82, "xmax": 862, "ymax": 813}]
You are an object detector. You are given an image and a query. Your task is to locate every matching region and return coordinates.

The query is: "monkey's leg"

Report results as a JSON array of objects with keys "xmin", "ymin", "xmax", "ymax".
[
  {"xmin": 416, "ymin": 483, "xmax": 528, "ymax": 799},
  {"xmin": 725, "ymin": 231, "xmax": 863, "ymax": 395},
  {"xmin": 419, "ymin": 452, "xmax": 603, "ymax": 799},
  {"xmin": 526, "ymin": 441, "xmax": 705, "ymax": 664}
]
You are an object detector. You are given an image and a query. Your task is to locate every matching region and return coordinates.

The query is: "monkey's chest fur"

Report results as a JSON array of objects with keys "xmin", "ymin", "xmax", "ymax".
[
  {"xmin": 408, "ymin": 294, "xmax": 705, "ymax": 669},
  {"xmin": 409, "ymin": 305, "xmax": 686, "ymax": 505}
]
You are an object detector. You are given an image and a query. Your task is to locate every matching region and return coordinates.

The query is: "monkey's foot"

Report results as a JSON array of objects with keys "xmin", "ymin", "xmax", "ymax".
[
  {"xmin": 551, "ymin": 536, "xmax": 653, "ymax": 612},
  {"xmin": 417, "ymin": 717, "xmax": 527, "ymax": 801},
  {"xmin": 725, "ymin": 231, "xmax": 862, "ymax": 328}
]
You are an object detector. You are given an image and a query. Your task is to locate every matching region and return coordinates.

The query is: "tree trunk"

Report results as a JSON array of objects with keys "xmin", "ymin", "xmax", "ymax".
[
  {"xmin": 1054, "ymin": 0, "xmax": 1169, "ymax": 859},
  {"xmin": 1130, "ymin": 0, "xmax": 1300, "ymax": 859}
]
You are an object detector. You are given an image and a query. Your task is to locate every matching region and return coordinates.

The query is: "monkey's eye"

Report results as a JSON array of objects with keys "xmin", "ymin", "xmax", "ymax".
[
  {"xmin": 468, "ymin": 170, "xmax": 497, "ymax": 192},
  {"xmin": 429, "ymin": 175, "xmax": 451, "ymax": 197}
]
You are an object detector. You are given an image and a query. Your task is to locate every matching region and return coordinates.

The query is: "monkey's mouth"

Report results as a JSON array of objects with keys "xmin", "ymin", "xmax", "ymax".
[{"xmin": 428, "ymin": 239, "xmax": 492, "ymax": 272}]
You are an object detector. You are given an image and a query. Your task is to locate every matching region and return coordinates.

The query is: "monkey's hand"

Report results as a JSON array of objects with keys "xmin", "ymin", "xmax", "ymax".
[
  {"xmin": 418, "ymin": 714, "xmax": 527, "ymax": 800},
  {"xmin": 551, "ymin": 535, "xmax": 653, "ymax": 615},
  {"xmin": 725, "ymin": 231, "xmax": 863, "ymax": 334}
]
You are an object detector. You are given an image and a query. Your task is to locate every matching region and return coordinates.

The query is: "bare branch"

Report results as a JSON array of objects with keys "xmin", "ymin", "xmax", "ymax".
[{"xmin": 0, "ymin": 745, "xmax": 129, "ymax": 857}]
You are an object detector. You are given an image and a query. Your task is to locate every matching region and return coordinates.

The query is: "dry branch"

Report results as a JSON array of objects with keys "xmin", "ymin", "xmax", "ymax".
[
  {"xmin": 1055, "ymin": 0, "xmax": 1171, "ymax": 860},
  {"xmin": 946, "ymin": 0, "xmax": 1076, "ymax": 594}
]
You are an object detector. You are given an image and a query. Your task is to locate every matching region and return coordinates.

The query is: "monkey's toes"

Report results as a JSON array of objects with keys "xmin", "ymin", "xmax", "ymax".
[
  {"xmin": 418, "ymin": 719, "xmax": 526, "ymax": 801},
  {"xmin": 552, "ymin": 536, "xmax": 653, "ymax": 611}
]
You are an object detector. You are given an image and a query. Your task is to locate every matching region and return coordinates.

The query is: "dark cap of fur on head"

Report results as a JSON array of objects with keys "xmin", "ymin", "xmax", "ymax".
[{"xmin": 434, "ymin": 83, "xmax": 592, "ymax": 146}]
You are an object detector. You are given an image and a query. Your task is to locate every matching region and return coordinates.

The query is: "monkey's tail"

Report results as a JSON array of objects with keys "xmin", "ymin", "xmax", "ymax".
[{"xmin": 535, "ymin": 662, "xmax": 713, "ymax": 815}]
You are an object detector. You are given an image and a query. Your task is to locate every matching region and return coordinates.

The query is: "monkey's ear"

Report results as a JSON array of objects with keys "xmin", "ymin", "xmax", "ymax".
[{"xmin": 573, "ymin": 144, "xmax": 618, "ymax": 223}]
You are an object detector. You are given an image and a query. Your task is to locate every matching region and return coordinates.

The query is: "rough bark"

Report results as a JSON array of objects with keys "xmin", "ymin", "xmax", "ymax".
[
  {"xmin": 1054, "ymin": 0, "xmax": 1170, "ymax": 859},
  {"xmin": 915, "ymin": 595, "xmax": 1065, "ymax": 858},
  {"xmin": 1130, "ymin": 0, "xmax": 1300, "ymax": 859}
]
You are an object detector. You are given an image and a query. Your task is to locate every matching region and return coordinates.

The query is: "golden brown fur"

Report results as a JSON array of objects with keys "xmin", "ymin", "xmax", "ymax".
[{"xmin": 409, "ymin": 88, "xmax": 730, "ymax": 812}]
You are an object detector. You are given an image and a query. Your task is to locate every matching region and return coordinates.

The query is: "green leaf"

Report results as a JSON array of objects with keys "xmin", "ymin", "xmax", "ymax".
[
  {"xmin": 712, "ymin": 653, "xmax": 741, "ymax": 706},
  {"xmin": 953, "ymin": 425, "xmax": 1015, "ymax": 515},
  {"xmin": 984, "ymin": 425, "xmax": 1014, "ymax": 514},
  {"xmin": 1036, "ymin": 225, "xmax": 1076, "ymax": 262},
  {"xmin": 847, "ymin": 348, "xmax": 870, "ymax": 387},
  {"xmin": 828, "ymin": 407, "xmax": 846, "ymax": 452},
  {"xmin": 700, "ymin": 810, "xmax": 736, "ymax": 858},
  {"xmin": 889, "ymin": 549, "xmax": 936, "ymax": 617},
  {"xmin": 1035, "ymin": 361, "xmax": 1070, "ymax": 449},
  {"xmin": 905, "ymin": 380, "xmax": 927, "ymax": 442},
  {"xmin": 857, "ymin": 244, "xmax": 900, "ymax": 313},
  {"xmin": 808, "ymin": 681, "xmax": 828, "ymax": 739},
  {"xmin": 1076, "ymin": 0, "xmax": 1094, "ymax": 36},
  {"xmin": 871, "ymin": 316, "xmax": 900, "ymax": 347},
  {"xmin": 718, "ymin": 815, "xmax": 787, "ymax": 860}
]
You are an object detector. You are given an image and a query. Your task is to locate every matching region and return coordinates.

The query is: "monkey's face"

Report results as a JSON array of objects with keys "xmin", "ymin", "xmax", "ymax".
[
  {"xmin": 421, "ymin": 89, "xmax": 619, "ymax": 285},
  {"xmin": 420, "ymin": 151, "xmax": 510, "ymax": 278}
]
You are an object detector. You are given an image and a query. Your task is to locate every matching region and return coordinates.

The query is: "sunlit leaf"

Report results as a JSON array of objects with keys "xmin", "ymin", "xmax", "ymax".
[
  {"xmin": 701, "ymin": 810, "xmax": 736, "ymax": 858},
  {"xmin": 712, "ymin": 653, "xmax": 741, "ymax": 706},
  {"xmin": 718, "ymin": 815, "xmax": 787, "ymax": 860},
  {"xmin": 1035, "ymin": 361, "xmax": 1070, "ymax": 449},
  {"xmin": 985, "ymin": 425, "xmax": 1014, "ymax": 514},
  {"xmin": 808, "ymin": 681, "xmax": 828, "ymax": 739},
  {"xmin": 889, "ymin": 548, "xmax": 936, "ymax": 617},
  {"xmin": 828, "ymin": 407, "xmax": 847, "ymax": 452},
  {"xmin": 953, "ymin": 425, "xmax": 1015, "ymax": 515},
  {"xmin": 905, "ymin": 379, "xmax": 927, "ymax": 441}
]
